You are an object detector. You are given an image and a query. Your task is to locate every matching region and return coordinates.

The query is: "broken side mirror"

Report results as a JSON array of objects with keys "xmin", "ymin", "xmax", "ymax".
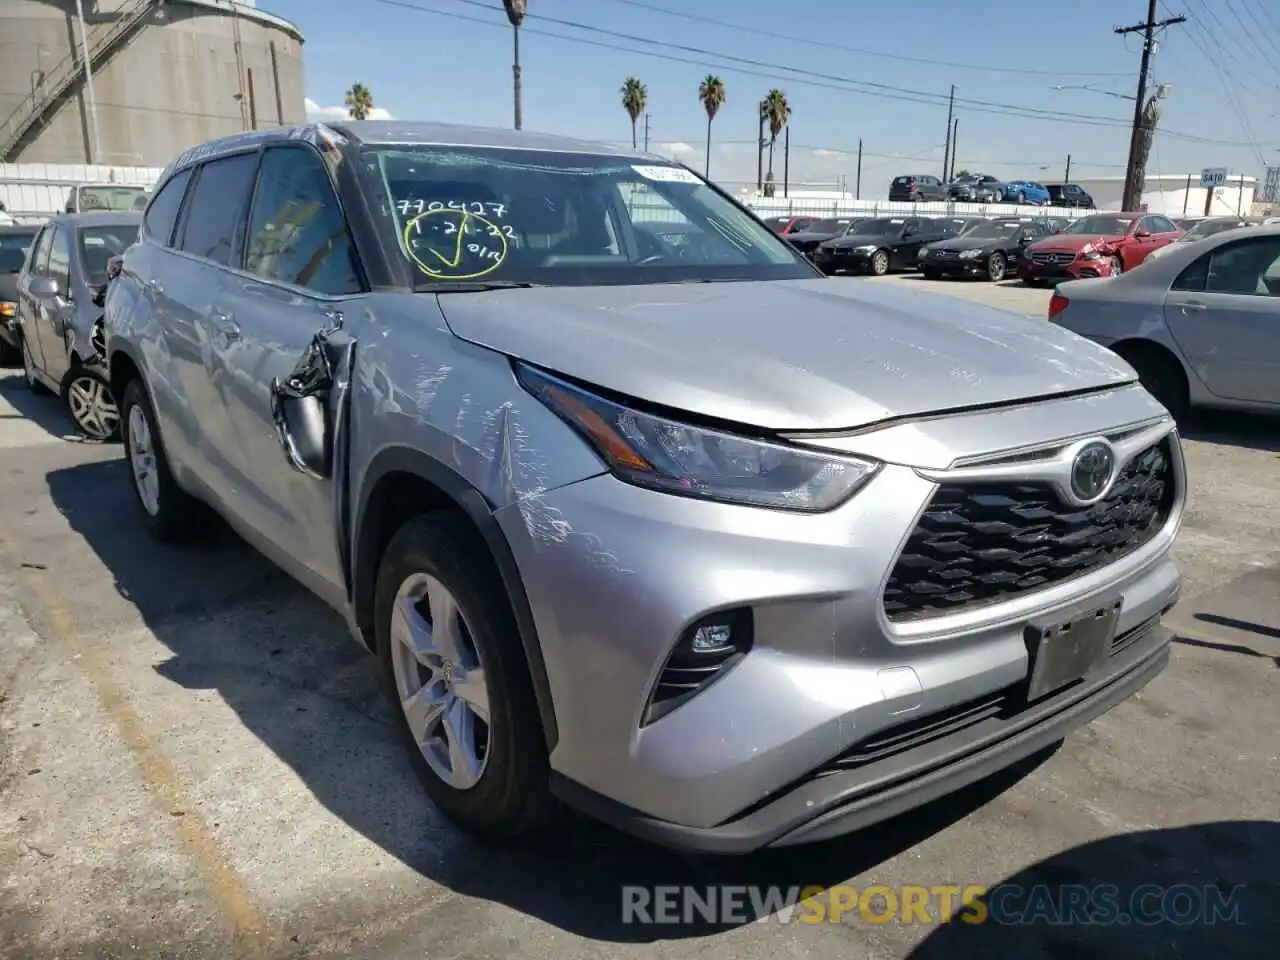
[{"xmin": 269, "ymin": 314, "xmax": 352, "ymax": 480}]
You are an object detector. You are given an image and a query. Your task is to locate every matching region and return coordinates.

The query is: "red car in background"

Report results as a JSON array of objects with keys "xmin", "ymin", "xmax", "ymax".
[
  {"xmin": 1020, "ymin": 212, "xmax": 1182, "ymax": 286},
  {"xmin": 762, "ymin": 215, "xmax": 822, "ymax": 236}
]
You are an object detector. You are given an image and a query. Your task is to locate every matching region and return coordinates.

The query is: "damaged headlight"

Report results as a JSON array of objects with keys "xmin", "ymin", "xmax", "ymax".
[{"xmin": 516, "ymin": 364, "xmax": 880, "ymax": 512}]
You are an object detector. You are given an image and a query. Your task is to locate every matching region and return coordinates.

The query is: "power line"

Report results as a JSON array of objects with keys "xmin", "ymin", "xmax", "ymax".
[
  {"xmin": 601, "ymin": 0, "xmax": 1134, "ymax": 79},
  {"xmin": 375, "ymin": 0, "xmax": 1261, "ymax": 147},
  {"xmin": 1116, "ymin": 1, "xmax": 1184, "ymax": 209}
]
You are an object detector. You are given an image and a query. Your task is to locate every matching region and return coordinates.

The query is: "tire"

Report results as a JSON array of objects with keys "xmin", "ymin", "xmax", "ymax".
[
  {"xmin": 1108, "ymin": 256, "xmax": 1124, "ymax": 277},
  {"xmin": 1015, "ymin": 192, "xmax": 1025, "ymax": 204},
  {"xmin": 987, "ymin": 253, "xmax": 1007, "ymax": 282},
  {"xmin": 870, "ymin": 249, "xmax": 890, "ymax": 276},
  {"xmin": 1024, "ymin": 278, "xmax": 1042, "ymax": 288},
  {"xmin": 0, "ymin": 338, "xmax": 18, "ymax": 368},
  {"xmin": 119, "ymin": 378, "xmax": 206, "ymax": 542},
  {"xmin": 62, "ymin": 367, "xmax": 120, "ymax": 441},
  {"xmin": 376, "ymin": 513, "xmax": 551, "ymax": 838},
  {"xmin": 1119, "ymin": 346, "xmax": 1190, "ymax": 420},
  {"xmin": 21, "ymin": 336, "xmax": 50, "ymax": 395}
]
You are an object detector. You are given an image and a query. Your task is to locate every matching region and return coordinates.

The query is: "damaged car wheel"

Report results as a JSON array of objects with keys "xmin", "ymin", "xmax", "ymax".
[
  {"xmin": 63, "ymin": 368, "xmax": 120, "ymax": 441},
  {"xmin": 376, "ymin": 512, "xmax": 551, "ymax": 837},
  {"xmin": 120, "ymin": 379, "xmax": 207, "ymax": 542}
]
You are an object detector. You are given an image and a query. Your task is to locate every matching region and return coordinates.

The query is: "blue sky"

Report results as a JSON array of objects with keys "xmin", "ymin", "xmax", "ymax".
[{"xmin": 273, "ymin": 0, "xmax": 1280, "ymax": 189}]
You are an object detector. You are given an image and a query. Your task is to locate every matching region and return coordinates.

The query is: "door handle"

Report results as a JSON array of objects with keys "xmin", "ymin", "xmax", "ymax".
[{"xmin": 1180, "ymin": 301, "xmax": 1207, "ymax": 312}]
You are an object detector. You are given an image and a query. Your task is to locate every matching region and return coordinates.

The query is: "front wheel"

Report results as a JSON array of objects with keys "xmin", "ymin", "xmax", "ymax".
[
  {"xmin": 1108, "ymin": 256, "xmax": 1124, "ymax": 277},
  {"xmin": 63, "ymin": 368, "xmax": 120, "ymax": 441},
  {"xmin": 376, "ymin": 513, "xmax": 551, "ymax": 838},
  {"xmin": 987, "ymin": 253, "xmax": 1007, "ymax": 282},
  {"xmin": 120, "ymin": 379, "xmax": 206, "ymax": 542},
  {"xmin": 870, "ymin": 250, "xmax": 890, "ymax": 276},
  {"xmin": 1015, "ymin": 191, "xmax": 1025, "ymax": 204},
  {"xmin": 1120, "ymin": 347, "xmax": 1190, "ymax": 420}
]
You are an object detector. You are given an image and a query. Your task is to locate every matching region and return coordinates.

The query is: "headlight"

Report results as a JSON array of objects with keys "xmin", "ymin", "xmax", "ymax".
[
  {"xmin": 917, "ymin": 247, "xmax": 930, "ymax": 259},
  {"xmin": 854, "ymin": 244, "xmax": 877, "ymax": 253},
  {"xmin": 517, "ymin": 364, "xmax": 881, "ymax": 512},
  {"xmin": 958, "ymin": 249, "xmax": 981, "ymax": 259},
  {"xmin": 0, "ymin": 301, "xmax": 14, "ymax": 318}
]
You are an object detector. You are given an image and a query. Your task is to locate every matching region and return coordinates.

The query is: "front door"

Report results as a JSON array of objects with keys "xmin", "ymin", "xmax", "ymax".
[
  {"xmin": 18, "ymin": 225, "xmax": 55, "ymax": 372},
  {"xmin": 34, "ymin": 224, "xmax": 75, "ymax": 384},
  {"xmin": 1163, "ymin": 234, "xmax": 1280, "ymax": 405},
  {"xmin": 209, "ymin": 143, "xmax": 366, "ymax": 608}
]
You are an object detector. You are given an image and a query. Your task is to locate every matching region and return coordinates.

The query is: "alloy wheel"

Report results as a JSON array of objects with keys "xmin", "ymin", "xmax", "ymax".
[
  {"xmin": 871, "ymin": 250, "xmax": 889, "ymax": 276},
  {"xmin": 67, "ymin": 375, "xmax": 119, "ymax": 440},
  {"xmin": 389, "ymin": 572, "xmax": 491, "ymax": 790},
  {"xmin": 127, "ymin": 404, "xmax": 161, "ymax": 516},
  {"xmin": 1109, "ymin": 256, "xmax": 1124, "ymax": 276},
  {"xmin": 988, "ymin": 254, "xmax": 1006, "ymax": 282}
]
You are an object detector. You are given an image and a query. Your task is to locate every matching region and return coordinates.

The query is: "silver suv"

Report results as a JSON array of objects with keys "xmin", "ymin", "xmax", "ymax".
[{"xmin": 104, "ymin": 122, "xmax": 1185, "ymax": 853}]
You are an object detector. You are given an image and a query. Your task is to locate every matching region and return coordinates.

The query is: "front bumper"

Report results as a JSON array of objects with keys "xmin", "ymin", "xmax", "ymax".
[
  {"xmin": 1020, "ymin": 254, "xmax": 1114, "ymax": 282},
  {"xmin": 923, "ymin": 254, "xmax": 989, "ymax": 276},
  {"xmin": 815, "ymin": 248, "xmax": 874, "ymax": 272},
  {"xmin": 496, "ymin": 387, "xmax": 1184, "ymax": 852}
]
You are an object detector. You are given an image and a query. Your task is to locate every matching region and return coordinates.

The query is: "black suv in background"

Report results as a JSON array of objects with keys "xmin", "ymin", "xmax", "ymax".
[
  {"xmin": 1045, "ymin": 183, "xmax": 1095, "ymax": 208},
  {"xmin": 889, "ymin": 174, "xmax": 948, "ymax": 202}
]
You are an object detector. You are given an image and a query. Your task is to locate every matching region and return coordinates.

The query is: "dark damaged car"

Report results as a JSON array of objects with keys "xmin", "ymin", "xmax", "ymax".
[
  {"xmin": 104, "ymin": 122, "xmax": 1185, "ymax": 854},
  {"xmin": 783, "ymin": 217, "xmax": 865, "ymax": 258},
  {"xmin": 921, "ymin": 218, "xmax": 1051, "ymax": 282}
]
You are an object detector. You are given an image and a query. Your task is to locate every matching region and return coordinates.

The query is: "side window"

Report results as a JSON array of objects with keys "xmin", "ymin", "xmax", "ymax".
[
  {"xmin": 47, "ymin": 225, "xmax": 71, "ymax": 287},
  {"xmin": 1172, "ymin": 254, "xmax": 1209, "ymax": 292},
  {"xmin": 144, "ymin": 168, "xmax": 192, "ymax": 246},
  {"xmin": 29, "ymin": 226, "xmax": 54, "ymax": 274},
  {"xmin": 1204, "ymin": 237, "xmax": 1280, "ymax": 296},
  {"xmin": 177, "ymin": 153, "xmax": 260, "ymax": 266},
  {"xmin": 1149, "ymin": 216, "xmax": 1177, "ymax": 234},
  {"xmin": 244, "ymin": 146, "xmax": 362, "ymax": 294}
]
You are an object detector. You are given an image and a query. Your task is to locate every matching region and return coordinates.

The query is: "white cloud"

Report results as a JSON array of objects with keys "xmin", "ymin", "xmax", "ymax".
[
  {"xmin": 304, "ymin": 97, "xmax": 394, "ymax": 122},
  {"xmin": 811, "ymin": 148, "xmax": 845, "ymax": 159}
]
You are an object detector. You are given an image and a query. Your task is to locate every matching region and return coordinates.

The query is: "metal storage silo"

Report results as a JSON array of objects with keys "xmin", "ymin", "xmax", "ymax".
[{"xmin": 0, "ymin": 0, "xmax": 305, "ymax": 167}]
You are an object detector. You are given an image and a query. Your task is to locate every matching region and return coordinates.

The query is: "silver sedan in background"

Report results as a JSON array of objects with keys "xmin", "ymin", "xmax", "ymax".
[
  {"xmin": 1048, "ymin": 223, "xmax": 1280, "ymax": 419},
  {"xmin": 1143, "ymin": 216, "xmax": 1254, "ymax": 262}
]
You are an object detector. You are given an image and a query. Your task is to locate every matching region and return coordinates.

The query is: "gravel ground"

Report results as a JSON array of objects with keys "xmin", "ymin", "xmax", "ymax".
[{"xmin": 1, "ymin": 278, "xmax": 1276, "ymax": 960}]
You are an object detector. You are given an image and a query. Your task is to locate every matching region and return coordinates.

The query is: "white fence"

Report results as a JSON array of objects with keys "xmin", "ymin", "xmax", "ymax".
[
  {"xmin": 1, "ymin": 162, "xmax": 163, "ymax": 222},
  {"xmin": 740, "ymin": 196, "xmax": 1094, "ymax": 221}
]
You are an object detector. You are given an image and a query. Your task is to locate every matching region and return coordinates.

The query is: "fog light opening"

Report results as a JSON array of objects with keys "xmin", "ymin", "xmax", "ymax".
[{"xmin": 641, "ymin": 608, "xmax": 754, "ymax": 726}]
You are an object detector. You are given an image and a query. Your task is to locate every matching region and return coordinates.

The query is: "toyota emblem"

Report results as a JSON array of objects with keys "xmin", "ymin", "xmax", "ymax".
[{"xmin": 1069, "ymin": 440, "xmax": 1116, "ymax": 502}]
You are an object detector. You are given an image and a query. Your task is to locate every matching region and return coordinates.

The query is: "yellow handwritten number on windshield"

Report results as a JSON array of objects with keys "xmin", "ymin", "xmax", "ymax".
[{"xmin": 403, "ymin": 208, "xmax": 509, "ymax": 280}]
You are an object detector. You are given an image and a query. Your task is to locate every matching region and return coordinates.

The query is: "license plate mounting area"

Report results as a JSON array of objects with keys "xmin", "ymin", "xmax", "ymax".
[{"xmin": 1023, "ymin": 599, "xmax": 1122, "ymax": 703}]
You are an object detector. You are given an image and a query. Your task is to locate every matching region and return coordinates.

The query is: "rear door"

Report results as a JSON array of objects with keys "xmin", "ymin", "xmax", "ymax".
[
  {"xmin": 166, "ymin": 152, "xmax": 262, "ymax": 492},
  {"xmin": 1163, "ymin": 234, "xmax": 1280, "ymax": 404},
  {"xmin": 211, "ymin": 143, "xmax": 366, "ymax": 607}
]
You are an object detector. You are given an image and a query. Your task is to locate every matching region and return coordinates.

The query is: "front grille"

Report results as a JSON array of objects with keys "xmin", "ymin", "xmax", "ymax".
[
  {"xmin": 1032, "ymin": 251, "xmax": 1075, "ymax": 265},
  {"xmin": 883, "ymin": 440, "xmax": 1176, "ymax": 621},
  {"xmin": 932, "ymin": 250, "xmax": 958, "ymax": 259}
]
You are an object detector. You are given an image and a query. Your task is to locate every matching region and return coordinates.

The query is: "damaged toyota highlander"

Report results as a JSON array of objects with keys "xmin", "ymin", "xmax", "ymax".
[{"xmin": 104, "ymin": 122, "xmax": 1184, "ymax": 853}]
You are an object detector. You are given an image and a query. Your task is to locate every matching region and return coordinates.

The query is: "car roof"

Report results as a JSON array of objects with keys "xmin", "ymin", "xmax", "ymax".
[
  {"xmin": 0, "ymin": 223, "xmax": 40, "ymax": 234},
  {"xmin": 48, "ymin": 211, "xmax": 143, "ymax": 228}
]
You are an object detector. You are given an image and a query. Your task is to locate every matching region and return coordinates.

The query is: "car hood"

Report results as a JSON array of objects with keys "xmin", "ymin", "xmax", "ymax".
[
  {"xmin": 926, "ymin": 235, "xmax": 1005, "ymax": 252},
  {"xmin": 435, "ymin": 279, "xmax": 1136, "ymax": 432},
  {"xmin": 826, "ymin": 232, "xmax": 896, "ymax": 249},
  {"xmin": 786, "ymin": 230, "xmax": 840, "ymax": 244},
  {"xmin": 1030, "ymin": 233, "xmax": 1123, "ymax": 251}
]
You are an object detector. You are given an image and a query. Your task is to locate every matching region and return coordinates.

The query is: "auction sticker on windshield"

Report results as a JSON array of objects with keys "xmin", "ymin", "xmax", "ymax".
[
  {"xmin": 403, "ymin": 208, "xmax": 509, "ymax": 281},
  {"xmin": 632, "ymin": 165, "xmax": 700, "ymax": 183}
]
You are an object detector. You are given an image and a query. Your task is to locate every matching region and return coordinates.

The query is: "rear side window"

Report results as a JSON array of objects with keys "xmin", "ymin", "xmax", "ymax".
[
  {"xmin": 47, "ymin": 225, "xmax": 71, "ymax": 286},
  {"xmin": 178, "ymin": 153, "xmax": 260, "ymax": 266},
  {"xmin": 893, "ymin": 176, "xmax": 912, "ymax": 185},
  {"xmin": 29, "ymin": 226, "xmax": 54, "ymax": 274},
  {"xmin": 144, "ymin": 168, "xmax": 192, "ymax": 246},
  {"xmin": 244, "ymin": 146, "xmax": 362, "ymax": 295}
]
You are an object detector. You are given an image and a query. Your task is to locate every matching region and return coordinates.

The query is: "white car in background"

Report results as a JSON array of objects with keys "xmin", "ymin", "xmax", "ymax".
[
  {"xmin": 1048, "ymin": 223, "xmax": 1280, "ymax": 419},
  {"xmin": 1143, "ymin": 216, "xmax": 1253, "ymax": 262}
]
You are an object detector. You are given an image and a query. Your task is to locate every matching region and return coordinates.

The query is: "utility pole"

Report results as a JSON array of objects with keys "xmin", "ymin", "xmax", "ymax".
[
  {"xmin": 783, "ymin": 125, "xmax": 789, "ymax": 198},
  {"xmin": 949, "ymin": 118, "xmax": 958, "ymax": 181},
  {"xmin": 643, "ymin": 113, "xmax": 650, "ymax": 152},
  {"xmin": 1064, "ymin": 154, "xmax": 1072, "ymax": 183},
  {"xmin": 855, "ymin": 138, "xmax": 863, "ymax": 200},
  {"xmin": 73, "ymin": 0, "xmax": 102, "ymax": 164},
  {"xmin": 756, "ymin": 103, "xmax": 766, "ymax": 193},
  {"xmin": 942, "ymin": 85, "xmax": 955, "ymax": 180},
  {"xmin": 1116, "ymin": 1, "xmax": 1185, "ymax": 210}
]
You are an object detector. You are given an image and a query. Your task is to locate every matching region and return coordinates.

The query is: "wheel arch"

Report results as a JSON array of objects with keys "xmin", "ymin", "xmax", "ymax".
[{"xmin": 353, "ymin": 446, "xmax": 559, "ymax": 751}]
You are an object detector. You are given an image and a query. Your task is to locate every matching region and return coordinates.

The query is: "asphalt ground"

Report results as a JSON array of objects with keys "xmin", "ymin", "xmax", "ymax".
[{"xmin": 1, "ymin": 276, "xmax": 1277, "ymax": 958}]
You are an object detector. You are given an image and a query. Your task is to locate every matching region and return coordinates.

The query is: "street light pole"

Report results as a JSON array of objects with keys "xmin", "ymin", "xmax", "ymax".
[{"xmin": 73, "ymin": 0, "xmax": 102, "ymax": 164}]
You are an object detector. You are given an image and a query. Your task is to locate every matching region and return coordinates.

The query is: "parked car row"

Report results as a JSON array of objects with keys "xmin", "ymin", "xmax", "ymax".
[{"xmin": 888, "ymin": 173, "xmax": 1096, "ymax": 208}]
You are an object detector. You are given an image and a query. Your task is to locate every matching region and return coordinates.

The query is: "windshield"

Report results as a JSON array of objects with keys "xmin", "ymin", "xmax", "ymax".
[
  {"xmin": 1063, "ymin": 215, "xmax": 1133, "ymax": 236},
  {"xmin": 965, "ymin": 221, "xmax": 1021, "ymax": 240},
  {"xmin": 361, "ymin": 146, "xmax": 812, "ymax": 287},
  {"xmin": 1182, "ymin": 219, "xmax": 1245, "ymax": 241},
  {"xmin": 77, "ymin": 224, "xmax": 139, "ymax": 286},
  {"xmin": 76, "ymin": 185, "xmax": 149, "ymax": 212},
  {"xmin": 853, "ymin": 218, "xmax": 905, "ymax": 235},
  {"xmin": 0, "ymin": 230, "xmax": 38, "ymax": 274}
]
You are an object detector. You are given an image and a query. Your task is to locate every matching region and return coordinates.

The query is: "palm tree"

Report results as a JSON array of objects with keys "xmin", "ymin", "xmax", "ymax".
[
  {"xmin": 761, "ymin": 89, "xmax": 790, "ymax": 196},
  {"xmin": 620, "ymin": 77, "xmax": 647, "ymax": 149},
  {"xmin": 698, "ymin": 75, "xmax": 726, "ymax": 178},
  {"xmin": 344, "ymin": 83, "xmax": 374, "ymax": 120},
  {"xmin": 503, "ymin": 1, "xmax": 527, "ymax": 130}
]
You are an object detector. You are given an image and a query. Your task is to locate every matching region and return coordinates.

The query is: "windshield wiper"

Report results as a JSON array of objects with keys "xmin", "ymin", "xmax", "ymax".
[{"xmin": 421, "ymin": 280, "xmax": 546, "ymax": 293}]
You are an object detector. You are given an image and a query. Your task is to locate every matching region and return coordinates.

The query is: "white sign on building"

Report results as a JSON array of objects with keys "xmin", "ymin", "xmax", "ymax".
[{"xmin": 1200, "ymin": 167, "xmax": 1228, "ymax": 189}]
